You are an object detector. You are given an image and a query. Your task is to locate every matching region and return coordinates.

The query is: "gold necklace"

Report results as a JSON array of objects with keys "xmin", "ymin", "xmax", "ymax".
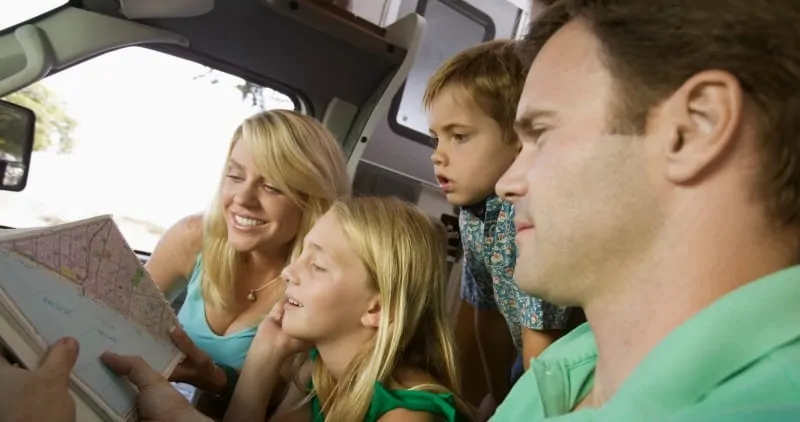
[{"xmin": 247, "ymin": 275, "xmax": 282, "ymax": 302}]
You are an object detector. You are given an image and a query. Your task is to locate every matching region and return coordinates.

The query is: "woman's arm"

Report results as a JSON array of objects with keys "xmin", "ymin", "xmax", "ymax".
[{"xmin": 146, "ymin": 214, "xmax": 204, "ymax": 300}]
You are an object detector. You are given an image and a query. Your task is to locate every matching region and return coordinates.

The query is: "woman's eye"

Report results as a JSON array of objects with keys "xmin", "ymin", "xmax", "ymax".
[
  {"xmin": 311, "ymin": 263, "xmax": 326, "ymax": 272},
  {"xmin": 453, "ymin": 133, "xmax": 470, "ymax": 143},
  {"xmin": 263, "ymin": 184, "xmax": 281, "ymax": 194},
  {"xmin": 226, "ymin": 174, "xmax": 243, "ymax": 182}
]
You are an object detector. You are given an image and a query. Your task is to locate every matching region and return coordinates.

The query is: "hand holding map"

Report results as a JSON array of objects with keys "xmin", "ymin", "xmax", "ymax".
[{"xmin": 0, "ymin": 215, "xmax": 184, "ymax": 422}]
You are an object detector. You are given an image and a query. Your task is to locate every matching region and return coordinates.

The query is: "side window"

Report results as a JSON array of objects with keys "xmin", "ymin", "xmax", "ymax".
[{"xmin": 0, "ymin": 47, "xmax": 298, "ymax": 253}]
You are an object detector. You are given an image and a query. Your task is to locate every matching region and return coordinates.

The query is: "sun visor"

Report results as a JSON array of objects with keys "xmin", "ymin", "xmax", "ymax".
[{"xmin": 120, "ymin": 0, "xmax": 215, "ymax": 19}]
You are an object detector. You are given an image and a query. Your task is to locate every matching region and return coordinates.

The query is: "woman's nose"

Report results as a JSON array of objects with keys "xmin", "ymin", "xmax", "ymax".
[{"xmin": 233, "ymin": 183, "xmax": 258, "ymax": 205}]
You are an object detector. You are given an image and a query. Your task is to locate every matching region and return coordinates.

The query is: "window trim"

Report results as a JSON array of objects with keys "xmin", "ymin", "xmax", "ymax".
[
  {"xmin": 145, "ymin": 43, "xmax": 312, "ymax": 116},
  {"xmin": 387, "ymin": 0, "xmax": 495, "ymax": 147}
]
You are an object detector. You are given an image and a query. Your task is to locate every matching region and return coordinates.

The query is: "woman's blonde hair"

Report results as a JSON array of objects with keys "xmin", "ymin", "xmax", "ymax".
[
  {"xmin": 201, "ymin": 110, "xmax": 350, "ymax": 310},
  {"xmin": 306, "ymin": 197, "xmax": 471, "ymax": 420}
]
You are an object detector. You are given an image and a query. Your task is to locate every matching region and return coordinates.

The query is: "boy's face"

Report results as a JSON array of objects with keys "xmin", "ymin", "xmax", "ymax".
[{"xmin": 428, "ymin": 88, "xmax": 519, "ymax": 206}]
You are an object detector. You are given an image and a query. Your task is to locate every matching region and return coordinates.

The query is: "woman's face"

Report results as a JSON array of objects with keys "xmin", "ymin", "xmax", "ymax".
[
  {"xmin": 280, "ymin": 211, "xmax": 380, "ymax": 342},
  {"xmin": 221, "ymin": 141, "xmax": 302, "ymax": 253}
]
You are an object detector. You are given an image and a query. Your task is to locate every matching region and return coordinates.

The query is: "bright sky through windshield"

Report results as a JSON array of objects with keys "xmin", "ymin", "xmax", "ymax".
[
  {"xmin": 0, "ymin": 47, "xmax": 295, "ymax": 251},
  {"xmin": 0, "ymin": 0, "xmax": 67, "ymax": 31}
]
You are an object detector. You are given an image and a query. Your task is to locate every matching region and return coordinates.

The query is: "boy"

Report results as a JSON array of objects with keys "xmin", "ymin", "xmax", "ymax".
[{"xmin": 424, "ymin": 39, "xmax": 576, "ymax": 415}]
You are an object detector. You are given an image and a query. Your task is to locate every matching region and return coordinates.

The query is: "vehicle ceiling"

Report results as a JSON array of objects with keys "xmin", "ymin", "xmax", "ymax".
[{"xmin": 75, "ymin": 0, "xmax": 403, "ymax": 119}]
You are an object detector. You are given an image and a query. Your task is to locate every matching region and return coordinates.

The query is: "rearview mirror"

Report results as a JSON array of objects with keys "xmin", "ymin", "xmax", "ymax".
[{"xmin": 0, "ymin": 100, "xmax": 35, "ymax": 191}]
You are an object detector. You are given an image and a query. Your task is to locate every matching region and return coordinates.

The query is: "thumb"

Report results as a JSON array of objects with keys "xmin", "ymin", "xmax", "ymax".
[
  {"xmin": 38, "ymin": 338, "xmax": 79, "ymax": 384},
  {"xmin": 101, "ymin": 352, "xmax": 165, "ymax": 390}
]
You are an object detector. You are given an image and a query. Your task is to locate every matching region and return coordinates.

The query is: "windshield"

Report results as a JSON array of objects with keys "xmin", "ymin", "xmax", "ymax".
[
  {"xmin": 0, "ymin": 47, "xmax": 297, "ymax": 252},
  {"xmin": 0, "ymin": 0, "xmax": 67, "ymax": 32}
]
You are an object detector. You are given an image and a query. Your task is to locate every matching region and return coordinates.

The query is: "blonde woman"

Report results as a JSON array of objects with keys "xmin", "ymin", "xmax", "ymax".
[
  {"xmin": 145, "ymin": 110, "xmax": 350, "ymax": 397},
  {"xmin": 224, "ymin": 197, "xmax": 473, "ymax": 422}
]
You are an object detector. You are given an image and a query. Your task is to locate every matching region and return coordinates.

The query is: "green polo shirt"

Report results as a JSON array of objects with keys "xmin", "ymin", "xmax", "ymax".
[{"xmin": 492, "ymin": 265, "xmax": 800, "ymax": 421}]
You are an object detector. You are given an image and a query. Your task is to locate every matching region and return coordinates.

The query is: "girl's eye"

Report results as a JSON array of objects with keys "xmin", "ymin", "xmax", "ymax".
[
  {"xmin": 226, "ymin": 174, "xmax": 243, "ymax": 182},
  {"xmin": 311, "ymin": 263, "xmax": 326, "ymax": 273},
  {"xmin": 453, "ymin": 133, "xmax": 470, "ymax": 143}
]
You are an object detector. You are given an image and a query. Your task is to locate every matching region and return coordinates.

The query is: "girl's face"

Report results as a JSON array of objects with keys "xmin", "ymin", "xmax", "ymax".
[{"xmin": 280, "ymin": 211, "xmax": 380, "ymax": 342}]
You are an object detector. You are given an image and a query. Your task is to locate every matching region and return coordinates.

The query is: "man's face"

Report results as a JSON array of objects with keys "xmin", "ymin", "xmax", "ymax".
[{"xmin": 496, "ymin": 20, "xmax": 661, "ymax": 305}]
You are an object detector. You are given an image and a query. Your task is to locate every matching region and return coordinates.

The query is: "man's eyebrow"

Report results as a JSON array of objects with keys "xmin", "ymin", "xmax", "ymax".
[{"xmin": 514, "ymin": 109, "xmax": 557, "ymax": 133}]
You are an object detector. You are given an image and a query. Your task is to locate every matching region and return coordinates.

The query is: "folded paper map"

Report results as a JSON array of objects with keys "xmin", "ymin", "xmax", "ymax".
[{"xmin": 0, "ymin": 215, "xmax": 184, "ymax": 422}]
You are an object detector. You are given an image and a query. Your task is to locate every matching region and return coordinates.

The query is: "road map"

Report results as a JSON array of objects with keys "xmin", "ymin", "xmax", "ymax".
[{"xmin": 0, "ymin": 215, "xmax": 183, "ymax": 420}]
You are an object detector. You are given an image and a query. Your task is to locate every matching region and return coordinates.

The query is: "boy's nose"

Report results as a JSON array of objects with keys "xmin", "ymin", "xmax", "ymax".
[{"xmin": 430, "ymin": 149, "xmax": 447, "ymax": 166}]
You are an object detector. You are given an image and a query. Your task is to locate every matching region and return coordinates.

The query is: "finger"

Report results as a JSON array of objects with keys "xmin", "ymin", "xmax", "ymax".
[
  {"xmin": 38, "ymin": 337, "xmax": 79, "ymax": 384},
  {"xmin": 167, "ymin": 361, "xmax": 191, "ymax": 382},
  {"xmin": 269, "ymin": 300, "xmax": 286, "ymax": 321},
  {"xmin": 170, "ymin": 327, "xmax": 208, "ymax": 365},
  {"xmin": 101, "ymin": 352, "xmax": 165, "ymax": 389}
]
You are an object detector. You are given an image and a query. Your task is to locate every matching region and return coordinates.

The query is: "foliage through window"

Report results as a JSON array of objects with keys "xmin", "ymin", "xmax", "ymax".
[{"xmin": 0, "ymin": 47, "xmax": 297, "ymax": 252}]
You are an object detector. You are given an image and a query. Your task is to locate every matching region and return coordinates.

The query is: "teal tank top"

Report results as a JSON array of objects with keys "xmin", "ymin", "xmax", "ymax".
[
  {"xmin": 307, "ymin": 350, "xmax": 466, "ymax": 422},
  {"xmin": 176, "ymin": 256, "xmax": 256, "ymax": 368}
]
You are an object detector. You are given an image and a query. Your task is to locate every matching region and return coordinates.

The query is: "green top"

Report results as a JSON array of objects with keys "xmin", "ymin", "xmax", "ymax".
[
  {"xmin": 492, "ymin": 265, "xmax": 800, "ymax": 421},
  {"xmin": 307, "ymin": 350, "xmax": 465, "ymax": 421}
]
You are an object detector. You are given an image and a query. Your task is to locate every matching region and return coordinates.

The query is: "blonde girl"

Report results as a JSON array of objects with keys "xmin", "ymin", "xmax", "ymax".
[{"xmin": 225, "ymin": 196, "xmax": 472, "ymax": 422}]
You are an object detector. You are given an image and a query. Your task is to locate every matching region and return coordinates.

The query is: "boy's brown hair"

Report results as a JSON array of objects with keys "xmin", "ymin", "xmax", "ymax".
[
  {"xmin": 520, "ymin": 0, "xmax": 800, "ymax": 228},
  {"xmin": 423, "ymin": 39, "xmax": 525, "ymax": 144}
]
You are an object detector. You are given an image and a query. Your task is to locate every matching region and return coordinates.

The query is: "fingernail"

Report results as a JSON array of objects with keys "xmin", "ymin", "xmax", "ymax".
[{"xmin": 61, "ymin": 337, "xmax": 78, "ymax": 351}]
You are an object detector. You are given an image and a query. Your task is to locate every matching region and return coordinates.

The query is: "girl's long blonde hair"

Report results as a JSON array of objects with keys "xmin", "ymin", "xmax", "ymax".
[
  {"xmin": 201, "ymin": 110, "xmax": 350, "ymax": 310},
  {"xmin": 307, "ymin": 197, "xmax": 471, "ymax": 420}
]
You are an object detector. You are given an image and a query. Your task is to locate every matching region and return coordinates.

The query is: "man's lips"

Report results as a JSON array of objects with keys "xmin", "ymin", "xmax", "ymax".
[{"xmin": 515, "ymin": 221, "xmax": 534, "ymax": 232}]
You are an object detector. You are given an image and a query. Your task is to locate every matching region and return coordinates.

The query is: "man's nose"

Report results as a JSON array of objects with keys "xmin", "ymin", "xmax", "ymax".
[{"xmin": 496, "ymin": 153, "xmax": 529, "ymax": 203}]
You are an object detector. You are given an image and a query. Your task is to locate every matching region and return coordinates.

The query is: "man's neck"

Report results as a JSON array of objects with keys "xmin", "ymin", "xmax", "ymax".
[{"xmin": 583, "ymin": 208, "xmax": 798, "ymax": 407}]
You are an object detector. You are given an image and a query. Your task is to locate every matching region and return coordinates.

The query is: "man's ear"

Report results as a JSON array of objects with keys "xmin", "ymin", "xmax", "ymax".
[
  {"xmin": 661, "ymin": 69, "xmax": 743, "ymax": 184},
  {"xmin": 360, "ymin": 298, "xmax": 382, "ymax": 329}
]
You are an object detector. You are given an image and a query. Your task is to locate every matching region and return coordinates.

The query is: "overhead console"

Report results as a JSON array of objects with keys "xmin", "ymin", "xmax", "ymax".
[{"xmin": 262, "ymin": 0, "xmax": 406, "ymax": 66}]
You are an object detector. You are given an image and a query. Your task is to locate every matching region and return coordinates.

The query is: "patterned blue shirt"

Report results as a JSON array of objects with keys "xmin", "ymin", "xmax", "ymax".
[{"xmin": 460, "ymin": 195, "xmax": 572, "ymax": 349}]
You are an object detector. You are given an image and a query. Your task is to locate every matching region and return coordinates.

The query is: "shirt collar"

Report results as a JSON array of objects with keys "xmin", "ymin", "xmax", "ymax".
[{"xmin": 463, "ymin": 195, "xmax": 505, "ymax": 222}]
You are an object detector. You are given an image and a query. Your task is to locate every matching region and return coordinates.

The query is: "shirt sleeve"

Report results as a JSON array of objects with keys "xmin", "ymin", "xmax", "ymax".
[
  {"xmin": 515, "ymin": 288, "xmax": 573, "ymax": 330},
  {"xmin": 460, "ymin": 259, "xmax": 498, "ymax": 310}
]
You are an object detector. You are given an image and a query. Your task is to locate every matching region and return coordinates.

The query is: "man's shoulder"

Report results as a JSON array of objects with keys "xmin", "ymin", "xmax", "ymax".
[
  {"xmin": 697, "ymin": 336, "xmax": 800, "ymax": 406},
  {"xmin": 669, "ymin": 404, "xmax": 800, "ymax": 422}
]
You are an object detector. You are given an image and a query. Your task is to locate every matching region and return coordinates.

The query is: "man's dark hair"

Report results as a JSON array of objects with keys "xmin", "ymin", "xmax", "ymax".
[{"xmin": 519, "ymin": 0, "xmax": 800, "ymax": 228}]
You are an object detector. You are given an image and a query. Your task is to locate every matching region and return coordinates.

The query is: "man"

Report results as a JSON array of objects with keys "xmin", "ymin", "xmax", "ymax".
[
  {"xmin": 0, "ymin": 339, "xmax": 207, "ymax": 422},
  {"xmin": 492, "ymin": 0, "xmax": 800, "ymax": 420}
]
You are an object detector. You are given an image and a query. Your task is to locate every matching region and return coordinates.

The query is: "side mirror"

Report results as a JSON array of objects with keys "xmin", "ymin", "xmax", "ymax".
[{"xmin": 0, "ymin": 100, "xmax": 35, "ymax": 191}]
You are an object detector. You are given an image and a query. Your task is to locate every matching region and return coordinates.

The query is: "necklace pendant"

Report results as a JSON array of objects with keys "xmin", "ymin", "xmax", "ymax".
[{"xmin": 247, "ymin": 291, "xmax": 256, "ymax": 302}]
